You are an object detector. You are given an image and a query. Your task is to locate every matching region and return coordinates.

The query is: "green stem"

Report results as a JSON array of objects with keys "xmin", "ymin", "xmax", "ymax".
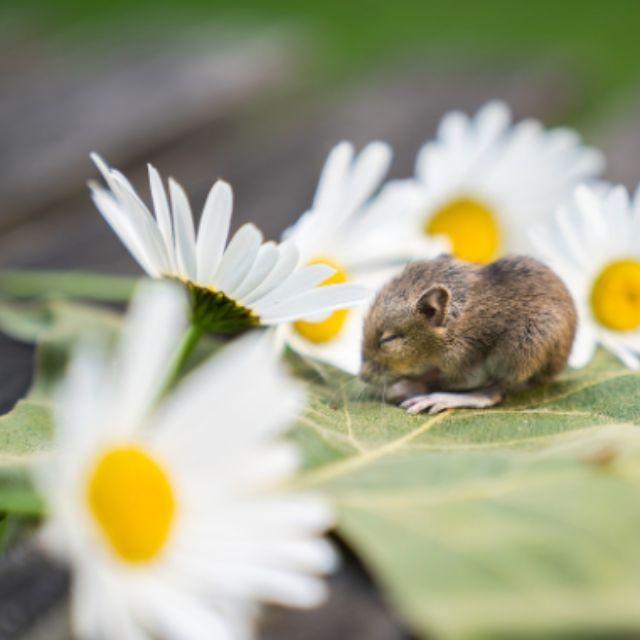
[{"xmin": 157, "ymin": 323, "xmax": 205, "ymax": 398}]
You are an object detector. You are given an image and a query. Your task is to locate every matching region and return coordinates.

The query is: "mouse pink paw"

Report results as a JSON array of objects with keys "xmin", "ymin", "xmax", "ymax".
[{"xmin": 400, "ymin": 389, "xmax": 503, "ymax": 414}]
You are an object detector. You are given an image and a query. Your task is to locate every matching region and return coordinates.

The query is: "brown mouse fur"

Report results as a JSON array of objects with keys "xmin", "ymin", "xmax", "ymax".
[{"xmin": 361, "ymin": 254, "xmax": 577, "ymax": 414}]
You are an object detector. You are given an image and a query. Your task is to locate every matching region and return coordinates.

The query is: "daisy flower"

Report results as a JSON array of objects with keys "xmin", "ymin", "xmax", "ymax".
[
  {"xmin": 400, "ymin": 100, "xmax": 605, "ymax": 264},
  {"xmin": 36, "ymin": 283, "xmax": 337, "ymax": 640},
  {"xmin": 89, "ymin": 154, "xmax": 368, "ymax": 334},
  {"xmin": 531, "ymin": 183, "xmax": 640, "ymax": 370},
  {"xmin": 279, "ymin": 141, "xmax": 446, "ymax": 374}
]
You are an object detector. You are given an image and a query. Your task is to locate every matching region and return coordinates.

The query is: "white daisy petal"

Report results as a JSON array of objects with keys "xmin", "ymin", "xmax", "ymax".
[
  {"xmin": 234, "ymin": 242, "xmax": 280, "ymax": 301},
  {"xmin": 601, "ymin": 335, "xmax": 640, "ymax": 370},
  {"xmin": 286, "ymin": 140, "xmax": 393, "ymax": 263},
  {"xmin": 237, "ymin": 443, "xmax": 301, "ymax": 487},
  {"xmin": 70, "ymin": 569, "xmax": 106, "ymax": 640},
  {"xmin": 222, "ymin": 567, "xmax": 330, "ymax": 609},
  {"xmin": 148, "ymin": 164, "xmax": 176, "ymax": 272},
  {"xmin": 243, "ymin": 241, "xmax": 300, "ymax": 305},
  {"xmin": 91, "ymin": 154, "xmax": 169, "ymax": 275},
  {"xmin": 343, "ymin": 140, "xmax": 392, "ymax": 214},
  {"xmin": 213, "ymin": 223, "xmax": 263, "ymax": 295},
  {"xmin": 252, "ymin": 263, "xmax": 335, "ymax": 309},
  {"xmin": 312, "ymin": 141, "xmax": 354, "ymax": 212},
  {"xmin": 436, "ymin": 110, "xmax": 468, "ymax": 145},
  {"xmin": 98, "ymin": 165, "xmax": 171, "ymax": 275},
  {"xmin": 474, "ymin": 100, "xmax": 510, "ymax": 147},
  {"xmin": 569, "ymin": 323, "xmax": 598, "ymax": 369},
  {"xmin": 153, "ymin": 333, "xmax": 305, "ymax": 453},
  {"xmin": 169, "ymin": 178, "xmax": 197, "ymax": 281},
  {"xmin": 252, "ymin": 538, "xmax": 338, "ymax": 574},
  {"xmin": 537, "ymin": 182, "xmax": 640, "ymax": 369},
  {"xmin": 633, "ymin": 183, "xmax": 640, "ymax": 220},
  {"xmin": 138, "ymin": 580, "xmax": 236, "ymax": 640},
  {"xmin": 112, "ymin": 283, "xmax": 188, "ymax": 431},
  {"xmin": 574, "ymin": 184, "xmax": 608, "ymax": 243},
  {"xmin": 196, "ymin": 180, "xmax": 233, "ymax": 285},
  {"xmin": 53, "ymin": 338, "xmax": 110, "ymax": 457},
  {"xmin": 90, "ymin": 186, "xmax": 159, "ymax": 276},
  {"xmin": 259, "ymin": 283, "xmax": 369, "ymax": 324},
  {"xmin": 280, "ymin": 303, "xmax": 367, "ymax": 375}
]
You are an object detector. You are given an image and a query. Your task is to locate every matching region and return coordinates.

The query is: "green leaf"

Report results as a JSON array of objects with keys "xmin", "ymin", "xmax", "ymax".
[
  {"xmin": 0, "ymin": 400, "xmax": 53, "ymax": 461},
  {"xmin": 291, "ymin": 349, "xmax": 640, "ymax": 639},
  {"xmin": 0, "ymin": 469, "xmax": 44, "ymax": 517},
  {"xmin": 0, "ymin": 297, "xmax": 122, "ymax": 345},
  {"xmin": 0, "ymin": 394, "xmax": 54, "ymax": 518},
  {"xmin": 0, "ymin": 270, "xmax": 137, "ymax": 302}
]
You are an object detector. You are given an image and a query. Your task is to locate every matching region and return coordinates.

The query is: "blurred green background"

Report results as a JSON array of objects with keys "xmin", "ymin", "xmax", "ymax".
[{"xmin": 6, "ymin": 0, "xmax": 640, "ymax": 122}]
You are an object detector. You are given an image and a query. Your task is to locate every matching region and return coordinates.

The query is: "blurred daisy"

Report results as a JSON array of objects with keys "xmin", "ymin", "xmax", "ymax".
[
  {"xmin": 401, "ymin": 100, "xmax": 604, "ymax": 263},
  {"xmin": 90, "ymin": 154, "xmax": 368, "ymax": 334},
  {"xmin": 279, "ymin": 141, "xmax": 445, "ymax": 374},
  {"xmin": 36, "ymin": 284, "xmax": 337, "ymax": 640},
  {"xmin": 531, "ymin": 183, "xmax": 640, "ymax": 369}
]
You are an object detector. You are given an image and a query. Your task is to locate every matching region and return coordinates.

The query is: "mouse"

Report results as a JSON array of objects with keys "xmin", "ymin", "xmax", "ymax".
[{"xmin": 360, "ymin": 254, "xmax": 577, "ymax": 414}]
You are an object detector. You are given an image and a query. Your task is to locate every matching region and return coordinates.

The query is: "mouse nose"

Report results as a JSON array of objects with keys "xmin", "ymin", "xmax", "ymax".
[{"xmin": 359, "ymin": 362, "xmax": 375, "ymax": 383}]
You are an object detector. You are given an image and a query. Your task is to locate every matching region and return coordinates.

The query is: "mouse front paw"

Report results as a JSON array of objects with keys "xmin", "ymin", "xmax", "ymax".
[
  {"xmin": 400, "ymin": 388, "xmax": 504, "ymax": 415},
  {"xmin": 400, "ymin": 394, "xmax": 449, "ymax": 415}
]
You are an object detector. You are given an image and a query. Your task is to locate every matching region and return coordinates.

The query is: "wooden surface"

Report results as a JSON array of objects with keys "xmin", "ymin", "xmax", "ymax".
[
  {"xmin": 0, "ymin": 32, "xmax": 294, "ymax": 227},
  {"xmin": 0, "ymin": 36, "xmax": 622, "ymax": 638}
]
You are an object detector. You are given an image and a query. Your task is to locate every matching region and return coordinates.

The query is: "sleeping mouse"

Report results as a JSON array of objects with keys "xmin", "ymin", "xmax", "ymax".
[{"xmin": 360, "ymin": 254, "xmax": 576, "ymax": 414}]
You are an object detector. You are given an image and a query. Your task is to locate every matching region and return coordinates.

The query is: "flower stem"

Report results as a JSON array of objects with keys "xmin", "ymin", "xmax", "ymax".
[{"xmin": 158, "ymin": 323, "xmax": 205, "ymax": 398}]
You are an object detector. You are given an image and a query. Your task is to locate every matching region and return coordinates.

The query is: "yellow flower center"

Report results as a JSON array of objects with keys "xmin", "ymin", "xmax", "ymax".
[
  {"xmin": 294, "ymin": 258, "xmax": 350, "ymax": 343},
  {"xmin": 87, "ymin": 446, "xmax": 176, "ymax": 564},
  {"xmin": 590, "ymin": 260, "xmax": 640, "ymax": 332},
  {"xmin": 425, "ymin": 198, "xmax": 501, "ymax": 264}
]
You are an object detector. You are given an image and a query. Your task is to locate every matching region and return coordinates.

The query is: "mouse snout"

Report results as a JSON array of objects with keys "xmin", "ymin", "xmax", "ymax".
[
  {"xmin": 360, "ymin": 363, "xmax": 374, "ymax": 383},
  {"xmin": 360, "ymin": 359, "xmax": 384, "ymax": 385}
]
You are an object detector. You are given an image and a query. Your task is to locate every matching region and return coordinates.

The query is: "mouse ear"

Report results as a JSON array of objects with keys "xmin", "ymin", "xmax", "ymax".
[{"xmin": 416, "ymin": 285, "xmax": 450, "ymax": 327}]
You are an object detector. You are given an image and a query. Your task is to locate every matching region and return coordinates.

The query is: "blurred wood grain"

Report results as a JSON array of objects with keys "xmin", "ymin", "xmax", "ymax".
[
  {"xmin": 0, "ymin": 33, "xmax": 295, "ymax": 228},
  {"xmin": 0, "ymin": 34, "xmax": 590, "ymax": 639},
  {"xmin": 593, "ymin": 92, "xmax": 640, "ymax": 189}
]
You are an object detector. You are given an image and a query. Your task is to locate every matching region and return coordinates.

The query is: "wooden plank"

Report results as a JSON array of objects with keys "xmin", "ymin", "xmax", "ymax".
[
  {"xmin": 0, "ymin": 34, "xmax": 295, "ymax": 227},
  {"xmin": 592, "ymin": 93, "xmax": 640, "ymax": 189},
  {"xmin": 0, "ymin": 65, "xmax": 576, "ymax": 270}
]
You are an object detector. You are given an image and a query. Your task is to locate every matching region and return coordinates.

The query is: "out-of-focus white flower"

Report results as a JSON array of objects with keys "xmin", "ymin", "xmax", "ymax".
[
  {"xmin": 280, "ymin": 141, "xmax": 445, "ymax": 374},
  {"xmin": 531, "ymin": 183, "xmax": 640, "ymax": 370},
  {"xmin": 36, "ymin": 283, "xmax": 337, "ymax": 640},
  {"xmin": 399, "ymin": 101, "xmax": 604, "ymax": 264},
  {"xmin": 90, "ymin": 154, "xmax": 368, "ymax": 333}
]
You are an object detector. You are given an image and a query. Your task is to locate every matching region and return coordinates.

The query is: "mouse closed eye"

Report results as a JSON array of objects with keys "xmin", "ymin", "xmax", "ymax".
[{"xmin": 379, "ymin": 332, "xmax": 403, "ymax": 346}]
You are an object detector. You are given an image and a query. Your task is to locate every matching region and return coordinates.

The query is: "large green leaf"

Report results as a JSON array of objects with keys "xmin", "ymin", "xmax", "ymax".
[
  {"xmin": 291, "ymin": 349, "xmax": 640, "ymax": 639},
  {"xmin": 0, "ymin": 270, "xmax": 136, "ymax": 302},
  {"xmin": 0, "ymin": 394, "xmax": 51, "ymax": 517},
  {"xmin": 0, "ymin": 297, "xmax": 122, "ymax": 346}
]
